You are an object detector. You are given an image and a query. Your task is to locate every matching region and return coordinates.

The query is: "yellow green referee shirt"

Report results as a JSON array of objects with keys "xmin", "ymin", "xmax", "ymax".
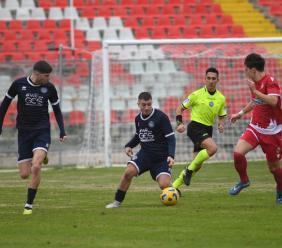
[{"xmin": 182, "ymin": 86, "xmax": 227, "ymax": 126}]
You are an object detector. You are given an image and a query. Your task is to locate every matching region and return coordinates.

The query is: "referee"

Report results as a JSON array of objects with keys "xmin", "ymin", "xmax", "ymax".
[{"xmin": 173, "ymin": 67, "xmax": 227, "ymax": 192}]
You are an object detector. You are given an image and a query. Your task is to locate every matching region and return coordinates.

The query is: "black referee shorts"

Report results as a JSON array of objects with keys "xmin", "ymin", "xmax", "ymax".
[{"xmin": 187, "ymin": 121, "xmax": 213, "ymax": 152}]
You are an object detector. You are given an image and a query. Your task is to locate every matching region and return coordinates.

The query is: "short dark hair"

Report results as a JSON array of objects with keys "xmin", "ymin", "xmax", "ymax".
[
  {"xmin": 244, "ymin": 53, "xmax": 265, "ymax": 72},
  {"xmin": 138, "ymin": 92, "xmax": 152, "ymax": 101},
  {"xmin": 33, "ymin": 60, "xmax": 53, "ymax": 74},
  {"xmin": 206, "ymin": 67, "xmax": 219, "ymax": 77}
]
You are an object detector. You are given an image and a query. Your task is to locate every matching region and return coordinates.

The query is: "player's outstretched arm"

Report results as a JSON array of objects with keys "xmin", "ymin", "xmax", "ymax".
[
  {"xmin": 175, "ymin": 105, "xmax": 186, "ymax": 133},
  {"xmin": 0, "ymin": 96, "xmax": 13, "ymax": 135},
  {"xmin": 52, "ymin": 104, "xmax": 67, "ymax": 141},
  {"xmin": 218, "ymin": 116, "xmax": 225, "ymax": 133},
  {"xmin": 230, "ymin": 101, "xmax": 253, "ymax": 123}
]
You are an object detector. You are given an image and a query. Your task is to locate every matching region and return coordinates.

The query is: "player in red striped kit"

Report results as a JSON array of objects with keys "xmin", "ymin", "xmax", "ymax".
[{"xmin": 229, "ymin": 53, "xmax": 282, "ymax": 204}]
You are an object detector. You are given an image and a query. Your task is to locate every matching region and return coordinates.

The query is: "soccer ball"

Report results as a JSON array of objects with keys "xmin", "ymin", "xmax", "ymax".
[{"xmin": 160, "ymin": 187, "xmax": 179, "ymax": 206}]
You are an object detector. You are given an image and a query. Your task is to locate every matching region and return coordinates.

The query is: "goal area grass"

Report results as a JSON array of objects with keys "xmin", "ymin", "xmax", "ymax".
[{"xmin": 0, "ymin": 161, "xmax": 281, "ymax": 248}]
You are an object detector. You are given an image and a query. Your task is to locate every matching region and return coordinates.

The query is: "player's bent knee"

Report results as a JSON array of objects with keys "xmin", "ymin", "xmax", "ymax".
[
  {"xmin": 208, "ymin": 146, "xmax": 217, "ymax": 156},
  {"xmin": 158, "ymin": 175, "xmax": 171, "ymax": 189},
  {"xmin": 20, "ymin": 173, "xmax": 29, "ymax": 179}
]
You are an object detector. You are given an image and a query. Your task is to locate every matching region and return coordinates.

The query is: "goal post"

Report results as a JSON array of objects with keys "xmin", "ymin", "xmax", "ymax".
[{"xmin": 77, "ymin": 37, "xmax": 282, "ymax": 167}]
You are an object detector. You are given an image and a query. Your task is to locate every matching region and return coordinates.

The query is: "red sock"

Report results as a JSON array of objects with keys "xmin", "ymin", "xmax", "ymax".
[
  {"xmin": 233, "ymin": 152, "xmax": 249, "ymax": 183},
  {"xmin": 271, "ymin": 167, "xmax": 282, "ymax": 192}
]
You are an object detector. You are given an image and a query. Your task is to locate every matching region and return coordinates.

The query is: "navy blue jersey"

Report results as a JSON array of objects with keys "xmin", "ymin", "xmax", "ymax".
[
  {"xmin": 6, "ymin": 77, "xmax": 59, "ymax": 130},
  {"xmin": 126, "ymin": 108, "xmax": 175, "ymax": 161}
]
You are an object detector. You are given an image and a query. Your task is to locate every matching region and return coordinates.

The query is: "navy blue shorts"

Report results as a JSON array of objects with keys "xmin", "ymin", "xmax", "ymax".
[
  {"xmin": 17, "ymin": 128, "xmax": 51, "ymax": 163},
  {"xmin": 128, "ymin": 150, "xmax": 171, "ymax": 181}
]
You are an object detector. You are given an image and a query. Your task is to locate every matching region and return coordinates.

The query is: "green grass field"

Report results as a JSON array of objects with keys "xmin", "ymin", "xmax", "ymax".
[{"xmin": 0, "ymin": 161, "xmax": 281, "ymax": 248}]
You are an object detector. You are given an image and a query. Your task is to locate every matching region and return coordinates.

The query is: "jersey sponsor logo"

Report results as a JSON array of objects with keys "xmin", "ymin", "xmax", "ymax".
[
  {"xmin": 25, "ymin": 93, "xmax": 44, "ymax": 106},
  {"xmin": 41, "ymin": 87, "xmax": 48, "ymax": 94},
  {"xmin": 209, "ymin": 101, "xmax": 214, "ymax": 107},
  {"xmin": 139, "ymin": 128, "xmax": 155, "ymax": 142},
  {"xmin": 148, "ymin": 121, "xmax": 155, "ymax": 128}
]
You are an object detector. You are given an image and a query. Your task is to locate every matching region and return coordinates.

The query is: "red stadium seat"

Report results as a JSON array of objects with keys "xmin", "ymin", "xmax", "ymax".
[
  {"xmin": 69, "ymin": 110, "xmax": 86, "ymax": 126},
  {"xmin": 145, "ymin": 5, "xmax": 163, "ymax": 16},
  {"xmin": 43, "ymin": 20, "xmax": 57, "ymax": 29},
  {"xmin": 130, "ymin": 5, "xmax": 146, "ymax": 16},
  {"xmin": 189, "ymin": 15, "xmax": 203, "ymax": 25},
  {"xmin": 219, "ymin": 15, "xmax": 233, "ymax": 25},
  {"xmin": 111, "ymin": 110, "xmax": 120, "ymax": 123},
  {"xmin": 120, "ymin": 0, "xmax": 135, "ymax": 5},
  {"xmin": 9, "ymin": 20, "xmax": 23, "ymax": 29},
  {"xmin": 4, "ymin": 31, "xmax": 17, "ymax": 40},
  {"xmin": 3, "ymin": 115, "xmax": 15, "ymax": 128},
  {"xmin": 26, "ymin": 20, "xmax": 42, "ymax": 29},
  {"xmin": 173, "ymin": 16, "xmax": 186, "ymax": 26},
  {"xmin": 215, "ymin": 25, "xmax": 231, "ymax": 37},
  {"xmin": 167, "ymin": 26, "xmax": 183, "ymax": 38},
  {"xmin": 1, "ymin": 42, "xmax": 17, "ymax": 52},
  {"xmin": 163, "ymin": 4, "xmax": 180, "ymax": 15},
  {"xmin": 98, "ymin": 6, "xmax": 112, "ymax": 17},
  {"xmin": 123, "ymin": 109, "xmax": 138, "ymax": 123},
  {"xmin": 33, "ymin": 40, "xmax": 48, "ymax": 51},
  {"xmin": 87, "ymin": 41, "xmax": 101, "ymax": 51},
  {"xmin": 2, "ymin": 52, "xmax": 25, "ymax": 61},
  {"xmin": 123, "ymin": 16, "xmax": 138, "ymax": 28},
  {"xmin": 157, "ymin": 16, "xmax": 171, "ymax": 26},
  {"xmin": 0, "ymin": 21, "xmax": 7, "ymax": 29},
  {"xmin": 136, "ymin": 0, "xmax": 149, "ymax": 3},
  {"xmin": 59, "ymin": 20, "xmax": 71, "ymax": 29},
  {"xmin": 150, "ymin": 27, "xmax": 166, "ymax": 38},
  {"xmin": 79, "ymin": 7, "xmax": 95, "ymax": 18},
  {"xmin": 16, "ymin": 41, "xmax": 32, "ymax": 51},
  {"xmin": 141, "ymin": 16, "xmax": 155, "ymax": 27},
  {"xmin": 56, "ymin": 0, "xmax": 68, "ymax": 7},
  {"xmin": 134, "ymin": 28, "xmax": 149, "ymax": 39},
  {"xmin": 44, "ymin": 51, "xmax": 59, "ymax": 60},
  {"xmin": 232, "ymin": 25, "xmax": 245, "ymax": 37},
  {"xmin": 182, "ymin": 26, "xmax": 197, "ymax": 38}
]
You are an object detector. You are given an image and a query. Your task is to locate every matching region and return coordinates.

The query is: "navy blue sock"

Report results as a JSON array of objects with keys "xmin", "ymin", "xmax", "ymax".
[
  {"xmin": 115, "ymin": 189, "xmax": 126, "ymax": 202},
  {"xmin": 26, "ymin": 188, "xmax": 37, "ymax": 206}
]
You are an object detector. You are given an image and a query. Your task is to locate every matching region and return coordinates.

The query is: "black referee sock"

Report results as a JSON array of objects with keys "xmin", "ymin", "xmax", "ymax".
[
  {"xmin": 26, "ymin": 188, "xmax": 37, "ymax": 205},
  {"xmin": 115, "ymin": 189, "xmax": 126, "ymax": 203}
]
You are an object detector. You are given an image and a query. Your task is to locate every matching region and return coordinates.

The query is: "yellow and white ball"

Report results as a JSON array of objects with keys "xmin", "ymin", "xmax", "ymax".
[{"xmin": 160, "ymin": 187, "xmax": 179, "ymax": 206}]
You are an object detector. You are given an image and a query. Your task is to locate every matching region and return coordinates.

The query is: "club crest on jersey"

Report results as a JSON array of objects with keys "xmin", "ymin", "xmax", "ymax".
[
  {"xmin": 209, "ymin": 101, "xmax": 214, "ymax": 107},
  {"xmin": 148, "ymin": 121, "xmax": 155, "ymax": 128},
  {"xmin": 41, "ymin": 87, "xmax": 48, "ymax": 94},
  {"xmin": 183, "ymin": 98, "xmax": 190, "ymax": 105}
]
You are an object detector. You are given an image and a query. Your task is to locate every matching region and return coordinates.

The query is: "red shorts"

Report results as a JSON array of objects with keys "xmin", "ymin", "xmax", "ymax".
[{"xmin": 240, "ymin": 125, "xmax": 282, "ymax": 162}]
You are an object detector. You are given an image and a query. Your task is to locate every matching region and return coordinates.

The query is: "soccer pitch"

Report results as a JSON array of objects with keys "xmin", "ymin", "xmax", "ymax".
[{"xmin": 0, "ymin": 161, "xmax": 281, "ymax": 248}]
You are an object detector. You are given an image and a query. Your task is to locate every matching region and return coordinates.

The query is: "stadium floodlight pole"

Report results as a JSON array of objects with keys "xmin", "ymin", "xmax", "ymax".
[{"xmin": 102, "ymin": 41, "xmax": 112, "ymax": 167}]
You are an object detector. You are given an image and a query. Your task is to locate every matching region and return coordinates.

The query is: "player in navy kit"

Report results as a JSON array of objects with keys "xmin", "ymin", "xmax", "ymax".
[
  {"xmin": 106, "ymin": 92, "xmax": 176, "ymax": 208},
  {"xmin": 0, "ymin": 61, "xmax": 67, "ymax": 214}
]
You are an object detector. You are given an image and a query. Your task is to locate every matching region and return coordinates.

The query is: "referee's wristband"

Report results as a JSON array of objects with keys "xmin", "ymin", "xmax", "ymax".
[{"xmin": 176, "ymin": 115, "xmax": 183, "ymax": 125}]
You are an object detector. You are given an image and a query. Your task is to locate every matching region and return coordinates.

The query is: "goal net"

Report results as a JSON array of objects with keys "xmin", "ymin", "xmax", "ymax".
[{"xmin": 77, "ymin": 37, "xmax": 282, "ymax": 167}]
